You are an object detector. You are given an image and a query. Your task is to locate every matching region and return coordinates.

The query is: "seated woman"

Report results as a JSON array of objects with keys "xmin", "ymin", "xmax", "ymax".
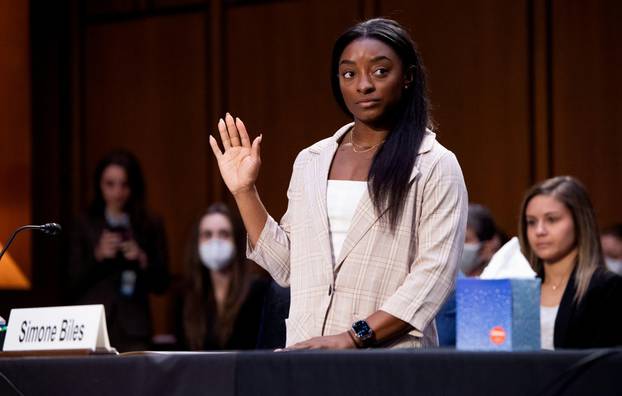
[
  {"xmin": 518, "ymin": 176, "xmax": 622, "ymax": 349},
  {"xmin": 180, "ymin": 203, "xmax": 268, "ymax": 350},
  {"xmin": 68, "ymin": 150, "xmax": 170, "ymax": 352}
]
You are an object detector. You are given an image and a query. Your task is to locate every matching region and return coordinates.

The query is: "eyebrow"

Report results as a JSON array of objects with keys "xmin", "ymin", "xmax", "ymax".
[
  {"xmin": 339, "ymin": 55, "xmax": 393, "ymax": 66},
  {"xmin": 526, "ymin": 211, "xmax": 562, "ymax": 218}
]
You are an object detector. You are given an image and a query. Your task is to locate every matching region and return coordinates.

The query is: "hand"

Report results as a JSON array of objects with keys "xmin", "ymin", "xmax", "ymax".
[
  {"xmin": 120, "ymin": 239, "xmax": 147, "ymax": 269},
  {"xmin": 209, "ymin": 113, "xmax": 262, "ymax": 196},
  {"xmin": 95, "ymin": 230, "xmax": 122, "ymax": 262},
  {"xmin": 285, "ymin": 332, "xmax": 356, "ymax": 350}
]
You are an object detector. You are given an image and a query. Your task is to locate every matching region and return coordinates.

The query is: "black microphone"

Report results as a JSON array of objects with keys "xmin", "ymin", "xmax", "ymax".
[
  {"xmin": 0, "ymin": 223, "xmax": 62, "ymax": 261},
  {"xmin": 38, "ymin": 223, "xmax": 62, "ymax": 235}
]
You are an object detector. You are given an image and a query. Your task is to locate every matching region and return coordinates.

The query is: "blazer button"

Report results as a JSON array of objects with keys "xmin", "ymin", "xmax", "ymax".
[{"xmin": 328, "ymin": 285, "xmax": 333, "ymax": 296}]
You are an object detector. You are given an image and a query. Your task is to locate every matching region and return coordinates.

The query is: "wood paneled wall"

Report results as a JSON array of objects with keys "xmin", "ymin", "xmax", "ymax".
[
  {"xmin": 0, "ymin": 0, "xmax": 31, "ymax": 282},
  {"xmin": 378, "ymin": 0, "xmax": 532, "ymax": 232},
  {"xmin": 551, "ymin": 0, "xmax": 622, "ymax": 226},
  {"xmin": 84, "ymin": 13, "xmax": 209, "ymax": 277},
  {"xmin": 225, "ymin": 1, "xmax": 360, "ymax": 216},
  {"xmin": 17, "ymin": 0, "xmax": 621, "ymax": 328}
]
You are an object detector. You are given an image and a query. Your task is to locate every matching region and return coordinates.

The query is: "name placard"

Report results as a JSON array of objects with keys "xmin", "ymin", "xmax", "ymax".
[{"xmin": 3, "ymin": 304, "xmax": 114, "ymax": 352}]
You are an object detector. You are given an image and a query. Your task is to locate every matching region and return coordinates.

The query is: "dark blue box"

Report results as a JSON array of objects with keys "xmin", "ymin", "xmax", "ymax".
[{"xmin": 456, "ymin": 278, "xmax": 541, "ymax": 351}]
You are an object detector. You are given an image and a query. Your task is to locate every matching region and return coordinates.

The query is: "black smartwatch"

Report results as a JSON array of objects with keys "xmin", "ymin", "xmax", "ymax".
[{"xmin": 351, "ymin": 320, "xmax": 375, "ymax": 348}]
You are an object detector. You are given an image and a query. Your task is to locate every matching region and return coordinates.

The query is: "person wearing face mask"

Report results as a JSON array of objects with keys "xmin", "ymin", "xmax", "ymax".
[
  {"xmin": 68, "ymin": 150, "xmax": 170, "ymax": 352},
  {"xmin": 436, "ymin": 203, "xmax": 502, "ymax": 346},
  {"xmin": 179, "ymin": 203, "xmax": 269, "ymax": 350},
  {"xmin": 460, "ymin": 204, "xmax": 502, "ymax": 277},
  {"xmin": 601, "ymin": 224, "xmax": 622, "ymax": 275}
]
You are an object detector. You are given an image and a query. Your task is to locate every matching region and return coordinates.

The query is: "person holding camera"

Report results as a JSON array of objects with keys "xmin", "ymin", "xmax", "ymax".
[{"xmin": 68, "ymin": 150, "xmax": 170, "ymax": 352}]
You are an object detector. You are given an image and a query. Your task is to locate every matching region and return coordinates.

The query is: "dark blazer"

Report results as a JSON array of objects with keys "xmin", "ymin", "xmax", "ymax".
[
  {"xmin": 68, "ymin": 211, "xmax": 170, "ymax": 352},
  {"xmin": 554, "ymin": 267, "xmax": 622, "ymax": 349}
]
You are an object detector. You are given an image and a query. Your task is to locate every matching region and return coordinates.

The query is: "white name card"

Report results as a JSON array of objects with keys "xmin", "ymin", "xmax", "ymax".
[{"xmin": 3, "ymin": 304, "xmax": 114, "ymax": 352}]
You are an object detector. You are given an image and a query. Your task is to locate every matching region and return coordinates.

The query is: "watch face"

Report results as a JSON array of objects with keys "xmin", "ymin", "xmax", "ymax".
[{"xmin": 353, "ymin": 320, "xmax": 372, "ymax": 339}]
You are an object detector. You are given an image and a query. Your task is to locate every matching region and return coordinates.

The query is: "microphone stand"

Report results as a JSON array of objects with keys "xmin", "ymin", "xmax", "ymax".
[{"xmin": 0, "ymin": 223, "xmax": 62, "ymax": 262}]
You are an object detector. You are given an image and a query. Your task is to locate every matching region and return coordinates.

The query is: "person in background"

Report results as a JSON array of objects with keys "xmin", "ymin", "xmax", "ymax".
[
  {"xmin": 601, "ymin": 224, "xmax": 622, "ymax": 275},
  {"xmin": 68, "ymin": 150, "xmax": 170, "ymax": 352},
  {"xmin": 436, "ymin": 203, "xmax": 502, "ymax": 346},
  {"xmin": 519, "ymin": 176, "xmax": 622, "ymax": 349},
  {"xmin": 180, "ymin": 203, "xmax": 268, "ymax": 350},
  {"xmin": 461, "ymin": 204, "xmax": 502, "ymax": 277}
]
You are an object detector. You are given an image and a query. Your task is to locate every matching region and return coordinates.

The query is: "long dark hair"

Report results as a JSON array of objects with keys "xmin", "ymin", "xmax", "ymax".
[
  {"xmin": 89, "ymin": 149, "xmax": 147, "ymax": 224},
  {"xmin": 182, "ymin": 203, "xmax": 251, "ymax": 350},
  {"xmin": 331, "ymin": 18, "xmax": 430, "ymax": 230},
  {"xmin": 518, "ymin": 176, "xmax": 604, "ymax": 303}
]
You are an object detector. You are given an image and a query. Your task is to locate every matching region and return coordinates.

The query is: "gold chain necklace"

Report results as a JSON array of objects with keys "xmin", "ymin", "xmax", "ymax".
[
  {"xmin": 350, "ymin": 129, "xmax": 385, "ymax": 153},
  {"xmin": 547, "ymin": 276, "xmax": 568, "ymax": 291}
]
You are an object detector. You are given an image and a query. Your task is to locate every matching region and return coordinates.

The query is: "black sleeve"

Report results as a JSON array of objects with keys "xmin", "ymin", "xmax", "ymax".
[
  {"xmin": 566, "ymin": 270, "xmax": 622, "ymax": 349},
  {"xmin": 596, "ymin": 272, "xmax": 622, "ymax": 347}
]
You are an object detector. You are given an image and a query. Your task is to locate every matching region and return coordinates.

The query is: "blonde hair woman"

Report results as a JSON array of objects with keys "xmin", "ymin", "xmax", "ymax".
[{"xmin": 519, "ymin": 176, "xmax": 622, "ymax": 349}]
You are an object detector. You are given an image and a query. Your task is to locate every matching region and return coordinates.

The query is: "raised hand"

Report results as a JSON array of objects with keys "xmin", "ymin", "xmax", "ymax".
[{"xmin": 209, "ymin": 113, "xmax": 262, "ymax": 196}]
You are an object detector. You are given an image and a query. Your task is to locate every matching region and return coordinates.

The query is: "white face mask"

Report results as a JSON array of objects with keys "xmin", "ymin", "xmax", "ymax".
[
  {"xmin": 460, "ymin": 242, "xmax": 482, "ymax": 275},
  {"xmin": 605, "ymin": 258, "xmax": 622, "ymax": 275},
  {"xmin": 199, "ymin": 239, "xmax": 235, "ymax": 271}
]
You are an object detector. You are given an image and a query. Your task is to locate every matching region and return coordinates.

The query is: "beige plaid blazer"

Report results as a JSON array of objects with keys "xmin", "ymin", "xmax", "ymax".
[{"xmin": 248, "ymin": 123, "xmax": 468, "ymax": 348}]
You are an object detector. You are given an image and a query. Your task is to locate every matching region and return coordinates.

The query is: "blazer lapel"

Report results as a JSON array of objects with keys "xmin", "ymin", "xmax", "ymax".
[
  {"xmin": 334, "ymin": 188, "xmax": 387, "ymax": 272},
  {"xmin": 306, "ymin": 125, "xmax": 351, "ymax": 271},
  {"xmin": 553, "ymin": 270, "xmax": 578, "ymax": 347},
  {"xmin": 333, "ymin": 130, "xmax": 434, "ymax": 271}
]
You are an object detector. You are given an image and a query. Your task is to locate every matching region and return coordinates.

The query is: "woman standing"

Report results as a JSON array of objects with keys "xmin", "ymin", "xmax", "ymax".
[
  {"xmin": 69, "ymin": 150, "xmax": 170, "ymax": 352},
  {"xmin": 181, "ymin": 203, "xmax": 268, "ymax": 350},
  {"xmin": 519, "ymin": 176, "xmax": 622, "ymax": 349},
  {"xmin": 210, "ymin": 18, "xmax": 467, "ymax": 349}
]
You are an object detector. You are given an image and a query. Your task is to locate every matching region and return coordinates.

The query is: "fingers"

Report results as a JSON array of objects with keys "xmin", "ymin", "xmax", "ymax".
[
  {"xmin": 225, "ymin": 113, "xmax": 241, "ymax": 147},
  {"xmin": 102, "ymin": 231, "xmax": 121, "ymax": 244},
  {"xmin": 215, "ymin": 113, "xmax": 259, "ymax": 153},
  {"xmin": 217, "ymin": 118, "xmax": 231, "ymax": 149},
  {"xmin": 236, "ymin": 117, "xmax": 252, "ymax": 148},
  {"xmin": 251, "ymin": 134, "xmax": 262, "ymax": 160},
  {"xmin": 209, "ymin": 135, "xmax": 223, "ymax": 159}
]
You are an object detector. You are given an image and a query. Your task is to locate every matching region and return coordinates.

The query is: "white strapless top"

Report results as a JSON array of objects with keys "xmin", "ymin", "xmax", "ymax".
[{"xmin": 326, "ymin": 180, "xmax": 367, "ymax": 263}]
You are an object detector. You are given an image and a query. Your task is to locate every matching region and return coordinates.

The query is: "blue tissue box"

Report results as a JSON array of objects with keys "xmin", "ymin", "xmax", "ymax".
[{"xmin": 456, "ymin": 278, "xmax": 541, "ymax": 351}]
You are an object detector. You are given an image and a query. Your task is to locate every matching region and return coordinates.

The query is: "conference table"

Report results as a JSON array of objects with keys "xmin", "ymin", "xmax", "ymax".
[{"xmin": 0, "ymin": 349, "xmax": 619, "ymax": 395}]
